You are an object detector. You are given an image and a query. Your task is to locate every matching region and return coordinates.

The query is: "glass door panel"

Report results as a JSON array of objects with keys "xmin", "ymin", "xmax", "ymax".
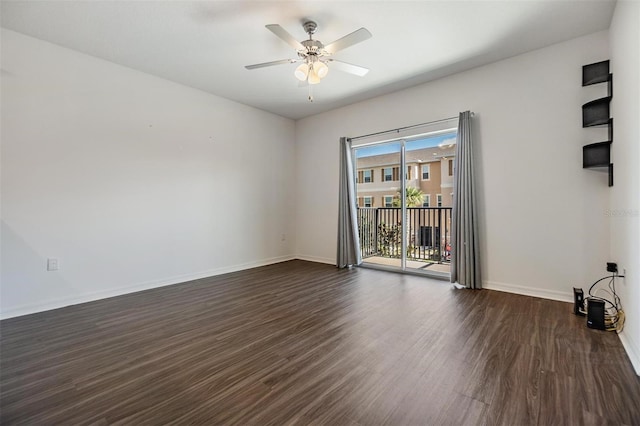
[
  {"xmin": 354, "ymin": 142, "xmax": 402, "ymax": 269},
  {"xmin": 404, "ymin": 133, "xmax": 456, "ymax": 275}
]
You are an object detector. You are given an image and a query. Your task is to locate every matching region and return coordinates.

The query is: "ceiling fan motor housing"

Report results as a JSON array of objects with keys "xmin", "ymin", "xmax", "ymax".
[
  {"xmin": 303, "ymin": 21, "xmax": 318, "ymax": 35},
  {"xmin": 300, "ymin": 39, "xmax": 325, "ymax": 56}
]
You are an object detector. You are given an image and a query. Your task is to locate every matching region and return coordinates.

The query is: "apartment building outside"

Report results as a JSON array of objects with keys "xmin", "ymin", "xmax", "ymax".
[
  {"xmin": 354, "ymin": 144, "xmax": 456, "ymax": 272},
  {"xmin": 355, "ymin": 145, "xmax": 456, "ymax": 208}
]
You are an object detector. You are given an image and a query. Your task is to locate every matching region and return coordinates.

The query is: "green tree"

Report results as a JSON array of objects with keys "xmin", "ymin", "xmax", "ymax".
[
  {"xmin": 392, "ymin": 186, "xmax": 425, "ymax": 207},
  {"xmin": 392, "ymin": 186, "xmax": 425, "ymax": 258}
]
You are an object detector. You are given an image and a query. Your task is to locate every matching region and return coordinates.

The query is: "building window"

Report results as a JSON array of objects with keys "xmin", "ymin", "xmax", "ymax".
[
  {"xmin": 357, "ymin": 169, "xmax": 373, "ymax": 183},
  {"xmin": 448, "ymin": 159, "xmax": 454, "ymax": 176},
  {"xmin": 383, "ymin": 167, "xmax": 393, "ymax": 181},
  {"xmin": 423, "ymin": 194, "xmax": 431, "ymax": 207},
  {"xmin": 381, "ymin": 166, "xmax": 400, "ymax": 181},
  {"xmin": 437, "ymin": 194, "xmax": 443, "ymax": 207},
  {"xmin": 358, "ymin": 196, "xmax": 374, "ymax": 207},
  {"xmin": 384, "ymin": 196, "xmax": 394, "ymax": 207},
  {"xmin": 421, "ymin": 164, "xmax": 430, "ymax": 180}
]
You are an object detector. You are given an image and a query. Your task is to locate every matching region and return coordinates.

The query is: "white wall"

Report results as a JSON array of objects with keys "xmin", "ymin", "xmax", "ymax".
[
  {"xmin": 609, "ymin": 0, "xmax": 640, "ymax": 374},
  {"xmin": 0, "ymin": 29, "xmax": 296, "ymax": 318},
  {"xmin": 295, "ymin": 31, "xmax": 611, "ymax": 301}
]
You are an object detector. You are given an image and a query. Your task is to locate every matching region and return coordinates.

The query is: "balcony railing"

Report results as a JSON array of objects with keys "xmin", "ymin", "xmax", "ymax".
[{"xmin": 357, "ymin": 207, "xmax": 452, "ymax": 264}]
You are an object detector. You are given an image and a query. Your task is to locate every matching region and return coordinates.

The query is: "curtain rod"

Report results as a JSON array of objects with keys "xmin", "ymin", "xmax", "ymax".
[{"xmin": 347, "ymin": 113, "xmax": 473, "ymax": 142}]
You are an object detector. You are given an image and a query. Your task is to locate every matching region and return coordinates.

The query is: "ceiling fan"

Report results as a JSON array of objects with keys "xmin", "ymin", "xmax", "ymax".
[{"xmin": 245, "ymin": 21, "xmax": 372, "ymax": 101}]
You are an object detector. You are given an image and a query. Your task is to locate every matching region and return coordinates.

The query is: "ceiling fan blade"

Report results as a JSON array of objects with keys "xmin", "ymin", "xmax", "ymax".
[
  {"xmin": 324, "ymin": 28, "xmax": 372, "ymax": 54},
  {"xmin": 265, "ymin": 24, "xmax": 305, "ymax": 50},
  {"xmin": 327, "ymin": 59, "xmax": 369, "ymax": 76},
  {"xmin": 245, "ymin": 59, "xmax": 298, "ymax": 70}
]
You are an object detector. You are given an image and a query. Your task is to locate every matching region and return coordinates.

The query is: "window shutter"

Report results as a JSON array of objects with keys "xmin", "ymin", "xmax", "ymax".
[
  {"xmin": 357, "ymin": 170, "xmax": 363, "ymax": 183},
  {"xmin": 370, "ymin": 169, "xmax": 374, "ymax": 183}
]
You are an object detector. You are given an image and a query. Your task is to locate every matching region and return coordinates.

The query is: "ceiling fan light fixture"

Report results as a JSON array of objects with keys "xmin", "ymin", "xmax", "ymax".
[
  {"xmin": 294, "ymin": 63, "xmax": 309, "ymax": 81},
  {"xmin": 308, "ymin": 67, "xmax": 321, "ymax": 85},
  {"xmin": 315, "ymin": 61, "xmax": 329, "ymax": 79}
]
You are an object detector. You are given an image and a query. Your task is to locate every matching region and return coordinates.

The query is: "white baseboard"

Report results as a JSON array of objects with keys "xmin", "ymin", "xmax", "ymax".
[
  {"xmin": 0, "ymin": 255, "xmax": 295, "ymax": 320},
  {"xmin": 294, "ymin": 255, "xmax": 335, "ymax": 265},
  {"xmin": 618, "ymin": 330, "xmax": 640, "ymax": 376},
  {"xmin": 483, "ymin": 280, "xmax": 573, "ymax": 303}
]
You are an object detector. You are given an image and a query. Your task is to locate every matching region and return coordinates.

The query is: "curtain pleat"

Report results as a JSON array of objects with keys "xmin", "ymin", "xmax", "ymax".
[
  {"xmin": 337, "ymin": 137, "xmax": 362, "ymax": 268},
  {"xmin": 450, "ymin": 111, "xmax": 481, "ymax": 289}
]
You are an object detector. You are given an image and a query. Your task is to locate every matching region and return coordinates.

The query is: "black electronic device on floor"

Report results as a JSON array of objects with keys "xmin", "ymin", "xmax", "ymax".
[
  {"xmin": 587, "ymin": 299, "xmax": 606, "ymax": 330},
  {"xmin": 575, "ymin": 262, "xmax": 625, "ymax": 332},
  {"xmin": 573, "ymin": 287, "xmax": 585, "ymax": 316}
]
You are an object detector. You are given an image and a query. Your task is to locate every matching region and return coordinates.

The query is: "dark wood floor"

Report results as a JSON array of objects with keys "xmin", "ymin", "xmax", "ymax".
[{"xmin": 1, "ymin": 260, "xmax": 639, "ymax": 425}]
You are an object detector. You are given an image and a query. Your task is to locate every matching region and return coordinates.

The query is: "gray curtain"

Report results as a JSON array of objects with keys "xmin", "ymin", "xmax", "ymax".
[
  {"xmin": 337, "ymin": 137, "xmax": 362, "ymax": 268},
  {"xmin": 450, "ymin": 111, "xmax": 481, "ymax": 289}
]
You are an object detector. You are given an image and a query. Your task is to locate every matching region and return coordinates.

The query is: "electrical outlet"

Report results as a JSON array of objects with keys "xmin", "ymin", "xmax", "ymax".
[{"xmin": 47, "ymin": 258, "xmax": 59, "ymax": 271}]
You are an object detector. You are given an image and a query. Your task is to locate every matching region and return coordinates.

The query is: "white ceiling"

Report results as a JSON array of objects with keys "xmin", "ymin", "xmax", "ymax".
[{"xmin": 1, "ymin": 0, "xmax": 616, "ymax": 120}]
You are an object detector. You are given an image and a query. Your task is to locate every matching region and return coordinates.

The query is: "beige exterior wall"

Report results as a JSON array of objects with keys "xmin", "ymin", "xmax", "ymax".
[
  {"xmin": 440, "ymin": 157, "xmax": 454, "ymax": 207},
  {"xmin": 355, "ymin": 146, "xmax": 455, "ymax": 208},
  {"xmin": 417, "ymin": 160, "xmax": 442, "ymax": 206}
]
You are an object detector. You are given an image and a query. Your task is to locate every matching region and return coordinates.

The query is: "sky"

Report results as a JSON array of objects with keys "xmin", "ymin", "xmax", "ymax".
[{"xmin": 355, "ymin": 132, "xmax": 457, "ymax": 158}]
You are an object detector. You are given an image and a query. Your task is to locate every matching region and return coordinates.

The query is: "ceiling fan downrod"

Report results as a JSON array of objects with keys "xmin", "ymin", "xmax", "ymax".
[{"xmin": 303, "ymin": 21, "xmax": 317, "ymax": 38}]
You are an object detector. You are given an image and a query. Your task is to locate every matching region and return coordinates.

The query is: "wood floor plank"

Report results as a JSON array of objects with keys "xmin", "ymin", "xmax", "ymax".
[{"xmin": 1, "ymin": 260, "xmax": 639, "ymax": 424}]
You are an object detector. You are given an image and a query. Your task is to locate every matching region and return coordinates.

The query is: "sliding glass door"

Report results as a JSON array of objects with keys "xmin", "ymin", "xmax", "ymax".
[
  {"xmin": 355, "ymin": 141, "xmax": 403, "ymax": 269},
  {"xmin": 354, "ymin": 131, "xmax": 456, "ymax": 278}
]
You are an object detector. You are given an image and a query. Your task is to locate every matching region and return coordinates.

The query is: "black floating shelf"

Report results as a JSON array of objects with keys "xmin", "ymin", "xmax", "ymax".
[
  {"xmin": 583, "ymin": 141, "xmax": 611, "ymax": 168},
  {"xmin": 581, "ymin": 60, "xmax": 613, "ymax": 187},
  {"xmin": 583, "ymin": 60, "xmax": 610, "ymax": 86},
  {"xmin": 582, "ymin": 61, "xmax": 610, "ymax": 86},
  {"xmin": 582, "ymin": 97, "xmax": 611, "ymax": 127}
]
